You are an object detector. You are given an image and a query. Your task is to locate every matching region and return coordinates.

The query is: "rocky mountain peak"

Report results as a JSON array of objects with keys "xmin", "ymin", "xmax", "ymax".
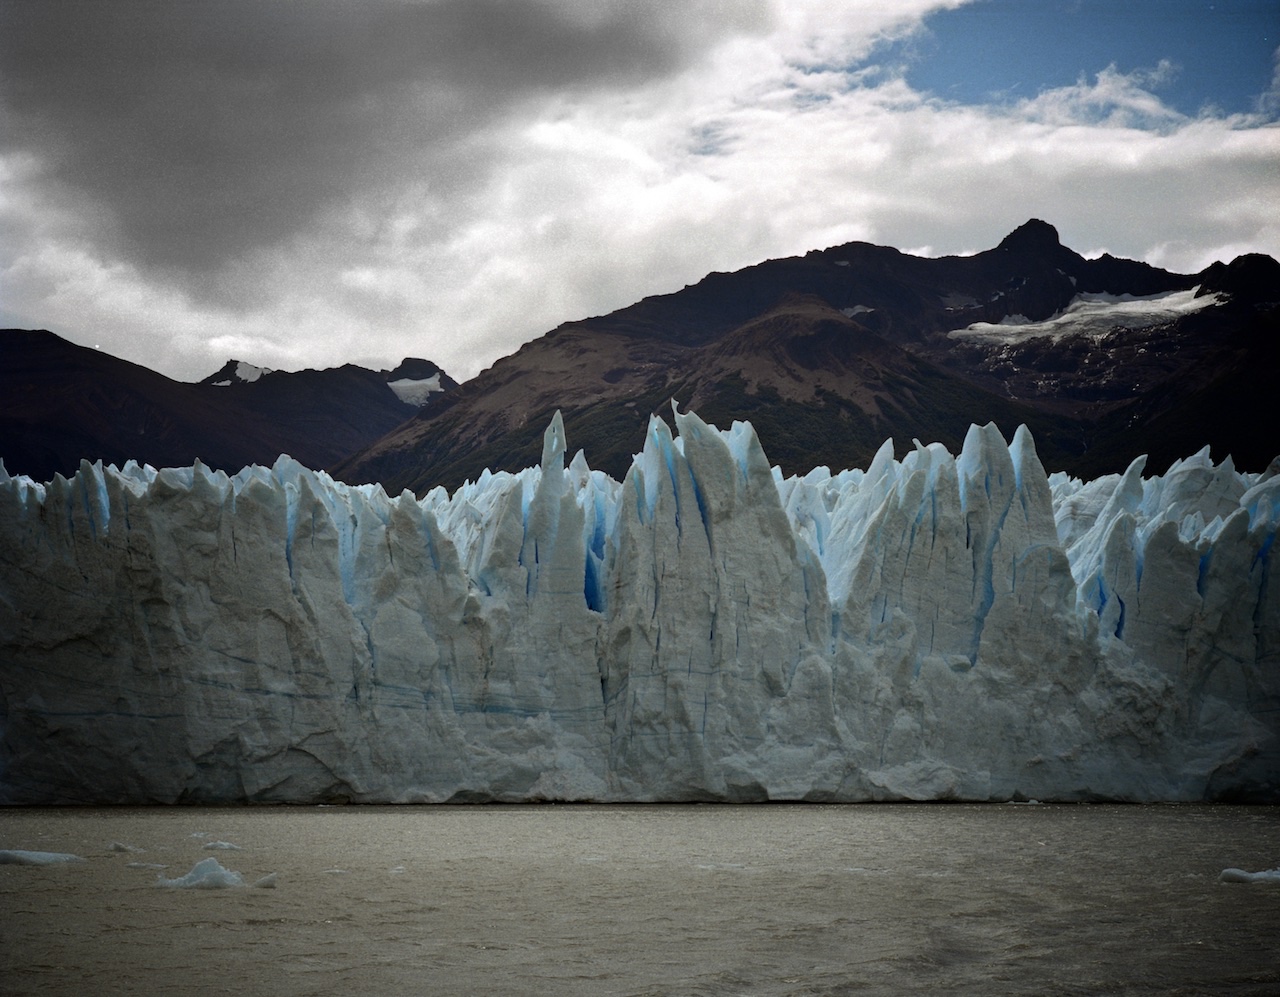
[
  {"xmin": 385, "ymin": 357, "xmax": 445, "ymax": 381},
  {"xmin": 383, "ymin": 358, "xmax": 459, "ymax": 391},
  {"xmin": 996, "ymin": 218, "xmax": 1063, "ymax": 256},
  {"xmin": 1195, "ymin": 253, "xmax": 1280, "ymax": 302}
]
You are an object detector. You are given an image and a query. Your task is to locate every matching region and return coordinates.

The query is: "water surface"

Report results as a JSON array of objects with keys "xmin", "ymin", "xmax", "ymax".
[{"xmin": 2, "ymin": 804, "xmax": 1277, "ymax": 995}]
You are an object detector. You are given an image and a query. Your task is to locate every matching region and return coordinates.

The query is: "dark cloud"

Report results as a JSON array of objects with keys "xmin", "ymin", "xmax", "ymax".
[
  {"xmin": 7, "ymin": 2, "xmax": 1274, "ymax": 390},
  {"xmin": 0, "ymin": 0, "xmax": 769, "ymax": 294}
]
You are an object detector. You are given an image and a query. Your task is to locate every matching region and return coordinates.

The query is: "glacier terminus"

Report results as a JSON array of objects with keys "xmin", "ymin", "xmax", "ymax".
[{"xmin": 1, "ymin": 409, "xmax": 1276, "ymax": 804}]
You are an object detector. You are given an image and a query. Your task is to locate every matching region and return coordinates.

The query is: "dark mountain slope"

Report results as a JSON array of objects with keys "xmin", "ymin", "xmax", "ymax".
[
  {"xmin": 335, "ymin": 294, "xmax": 1083, "ymax": 494},
  {"xmin": 1072, "ymin": 303, "xmax": 1280, "ymax": 478},
  {"xmin": 335, "ymin": 221, "xmax": 1277, "ymax": 493},
  {"xmin": 570, "ymin": 219, "xmax": 1192, "ymax": 350},
  {"xmin": 0, "ymin": 330, "xmax": 454, "ymax": 480},
  {"xmin": 7, "ymin": 221, "xmax": 1274, "ymax": 491}
]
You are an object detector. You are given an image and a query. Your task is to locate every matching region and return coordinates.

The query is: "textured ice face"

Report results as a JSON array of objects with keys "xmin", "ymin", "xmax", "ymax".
[{"xmin": 0, "ymin": 411, "xmax": 1276, "ymax": 804}]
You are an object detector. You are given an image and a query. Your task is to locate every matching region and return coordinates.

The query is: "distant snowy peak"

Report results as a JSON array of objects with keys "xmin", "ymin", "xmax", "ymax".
[
  {"xmin": 197, "ymin": 356, "xmax": 458, "ymax": 408},
  {"xmin": 947, "ymin": 287, "xmax": 1225, "ymax": 346},
  {"xmin": 200, "ymin": 359, "xmax": 275, "ymax": 386}
]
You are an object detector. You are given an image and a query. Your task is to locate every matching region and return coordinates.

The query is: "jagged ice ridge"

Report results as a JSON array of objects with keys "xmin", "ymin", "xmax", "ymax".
[{"xmin": 1, "ymin": 409, "xmax": 1276, "ymax": 803}]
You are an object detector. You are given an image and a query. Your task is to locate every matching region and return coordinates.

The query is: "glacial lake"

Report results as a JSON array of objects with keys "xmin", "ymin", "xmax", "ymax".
[{"xmin": 2, "ymin": 804, "xmax": 1278, "ymax": 995}]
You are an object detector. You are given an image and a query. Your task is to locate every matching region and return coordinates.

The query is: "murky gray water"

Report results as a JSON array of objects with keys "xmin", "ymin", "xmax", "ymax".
[{"xmin": 2, "ymin": 804, "xmax": 1278, "ymax": 995}]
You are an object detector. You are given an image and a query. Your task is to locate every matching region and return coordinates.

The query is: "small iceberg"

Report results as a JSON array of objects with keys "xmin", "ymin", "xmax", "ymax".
[
  {"xmin": 156, "ymin": 857, "xmax": 275, "ymax": 889},
  {"xmin": 1220, "ymin": 867, "xmax": 1280, "ymax": 884},
  {"xmin": 202, "ymin": 840, "xmax": 242, "ymax": 851},
  {"xmin": 109, "ymin": 841, "xmax": 143, "ymax": 853},
  {"xmin": 0, "ymin": 849, "xmax": 87, "ymax": 866}
]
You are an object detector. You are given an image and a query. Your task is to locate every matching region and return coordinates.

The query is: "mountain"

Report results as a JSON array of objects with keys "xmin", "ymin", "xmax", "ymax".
[
  {"xmin": 334, "ymin": 220, "xmax": 1278, "ymax": 494},
  {"xmin": 5, "ymin": 220, "xmax": 1275, "ymax": 491},
  {"xmin": 0, "ymin": 329, "xmax": 457, "ymax": 481}
]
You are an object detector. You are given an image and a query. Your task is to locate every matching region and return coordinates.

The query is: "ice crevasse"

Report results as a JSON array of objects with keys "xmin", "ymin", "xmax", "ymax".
[{"xmin": 1, "ymin": 408, "xmax": 1276, "ymax": 804}]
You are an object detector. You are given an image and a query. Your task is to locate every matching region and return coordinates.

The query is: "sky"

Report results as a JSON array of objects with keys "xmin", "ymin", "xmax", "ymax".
[{"xmin": 2, "ymin": 0, "xmax": 1278, "ymax": 385}]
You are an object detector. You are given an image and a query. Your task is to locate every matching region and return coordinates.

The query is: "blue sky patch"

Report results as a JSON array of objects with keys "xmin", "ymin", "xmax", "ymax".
[{"xmin": 876, "ymin": 0, "xmax": 1279, "ymax": 117}]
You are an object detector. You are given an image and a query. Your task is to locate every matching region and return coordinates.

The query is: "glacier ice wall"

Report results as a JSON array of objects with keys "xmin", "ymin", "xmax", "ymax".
[{"xmin": 1, "ymin": 410, "xmax": 1277, "ymax": 804}]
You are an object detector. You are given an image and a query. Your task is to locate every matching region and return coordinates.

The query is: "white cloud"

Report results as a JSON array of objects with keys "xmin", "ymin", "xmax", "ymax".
[
  {"xmin": 1257, "ymin": 45, "xmax": 1280, "ymax": 118},
  {"xmin": 1, "ymin": 0, "xmax": 1277, "ymax": 385},
  {"xmin": 1014, "ymin": 62, "xmax": 1187, "ymax": 129}
]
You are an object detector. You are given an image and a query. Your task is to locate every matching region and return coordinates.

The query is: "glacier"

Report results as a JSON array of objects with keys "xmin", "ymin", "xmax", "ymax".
[{"xmin": 1, "ymin": 409, "xmax": 1276, "ymax": 804}]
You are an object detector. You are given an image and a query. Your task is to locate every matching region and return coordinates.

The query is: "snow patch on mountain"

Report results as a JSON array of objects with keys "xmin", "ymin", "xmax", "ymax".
[
  {"xmin": 388, "ymin": 373, "xmax": 444, "ymax": 407},
  {"xmin": 207, "ymin": 360, "xmax": 274, "ymax": 386},
  {"xmin": 948, "ymin": 288, "xmax": 1224, "ymax": 345}
]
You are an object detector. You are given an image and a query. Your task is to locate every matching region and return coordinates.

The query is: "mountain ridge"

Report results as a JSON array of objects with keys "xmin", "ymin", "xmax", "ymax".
[
  {"xmin": 3, "ymin": 220, "xmax": 1276, "ymax": 490},
  {"xmin": 0, "ymin": 329, "xmax": 457, "ymax": 481},
  {"xmin": 333, "ymin": 220, "xmax": 1278, "ymax": 493}
]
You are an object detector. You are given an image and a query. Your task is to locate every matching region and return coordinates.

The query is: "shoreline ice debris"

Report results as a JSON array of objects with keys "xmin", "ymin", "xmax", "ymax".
[
  {"xmin": 1218, "ymin": 870, "xmax": 1280, "ymax": 885},
  {"xmin": 1219, "ymin": 867, "xmax": 1280, "ymax": 884},
  {"xmin": 156, "ymin": 858, "xmax": 276, "ymax": 889},
  {"xmin": 0, "ymin": 850, "xmax": 87, "ymax": 865},
  {"xmin": 1, "ymin": 410, "xmax": 1277, "ymax": 804}
]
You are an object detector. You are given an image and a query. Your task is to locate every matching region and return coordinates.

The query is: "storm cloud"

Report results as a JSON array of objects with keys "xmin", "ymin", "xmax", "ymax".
[{"xmin": 1, "ymin": 1, "xmax": 768, "ymax": 292}]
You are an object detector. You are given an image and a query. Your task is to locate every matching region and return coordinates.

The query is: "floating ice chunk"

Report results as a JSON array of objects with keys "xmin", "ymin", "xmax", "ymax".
[
  {"xmin": 126, "ymin": 862, "xmax": 169, "ymax": 870},
  {"xmin": 202, "ymin": 840, "xmax": 242, "ymax": 851},
  {"xmin": 1220, "ymin": 867, "xmax": 1280, "ymax": 884},
  {"xmin": 158, "ymin": 858, "xmax": 245, "ymax": 888},
  {"xmin": 109, "ymin": 841, "xmax": 143, "ymax": 853},
  {"xmin": 0, "ymin": 849, "xmax": 87, "ymax": 865},
  {"xmin": 156, "ymin": 857, "xmax": 277, "ymax": 889}
]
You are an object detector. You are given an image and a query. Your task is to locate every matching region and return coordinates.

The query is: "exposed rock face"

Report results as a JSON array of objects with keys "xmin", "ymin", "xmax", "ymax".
[
  {"xmin": 2, "ymin": 412, "xmax": 1275, "ymax": 804},
  {"xmin": 1196, "ymin": 253, "xmax": 1280, "ymax": 301}
]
